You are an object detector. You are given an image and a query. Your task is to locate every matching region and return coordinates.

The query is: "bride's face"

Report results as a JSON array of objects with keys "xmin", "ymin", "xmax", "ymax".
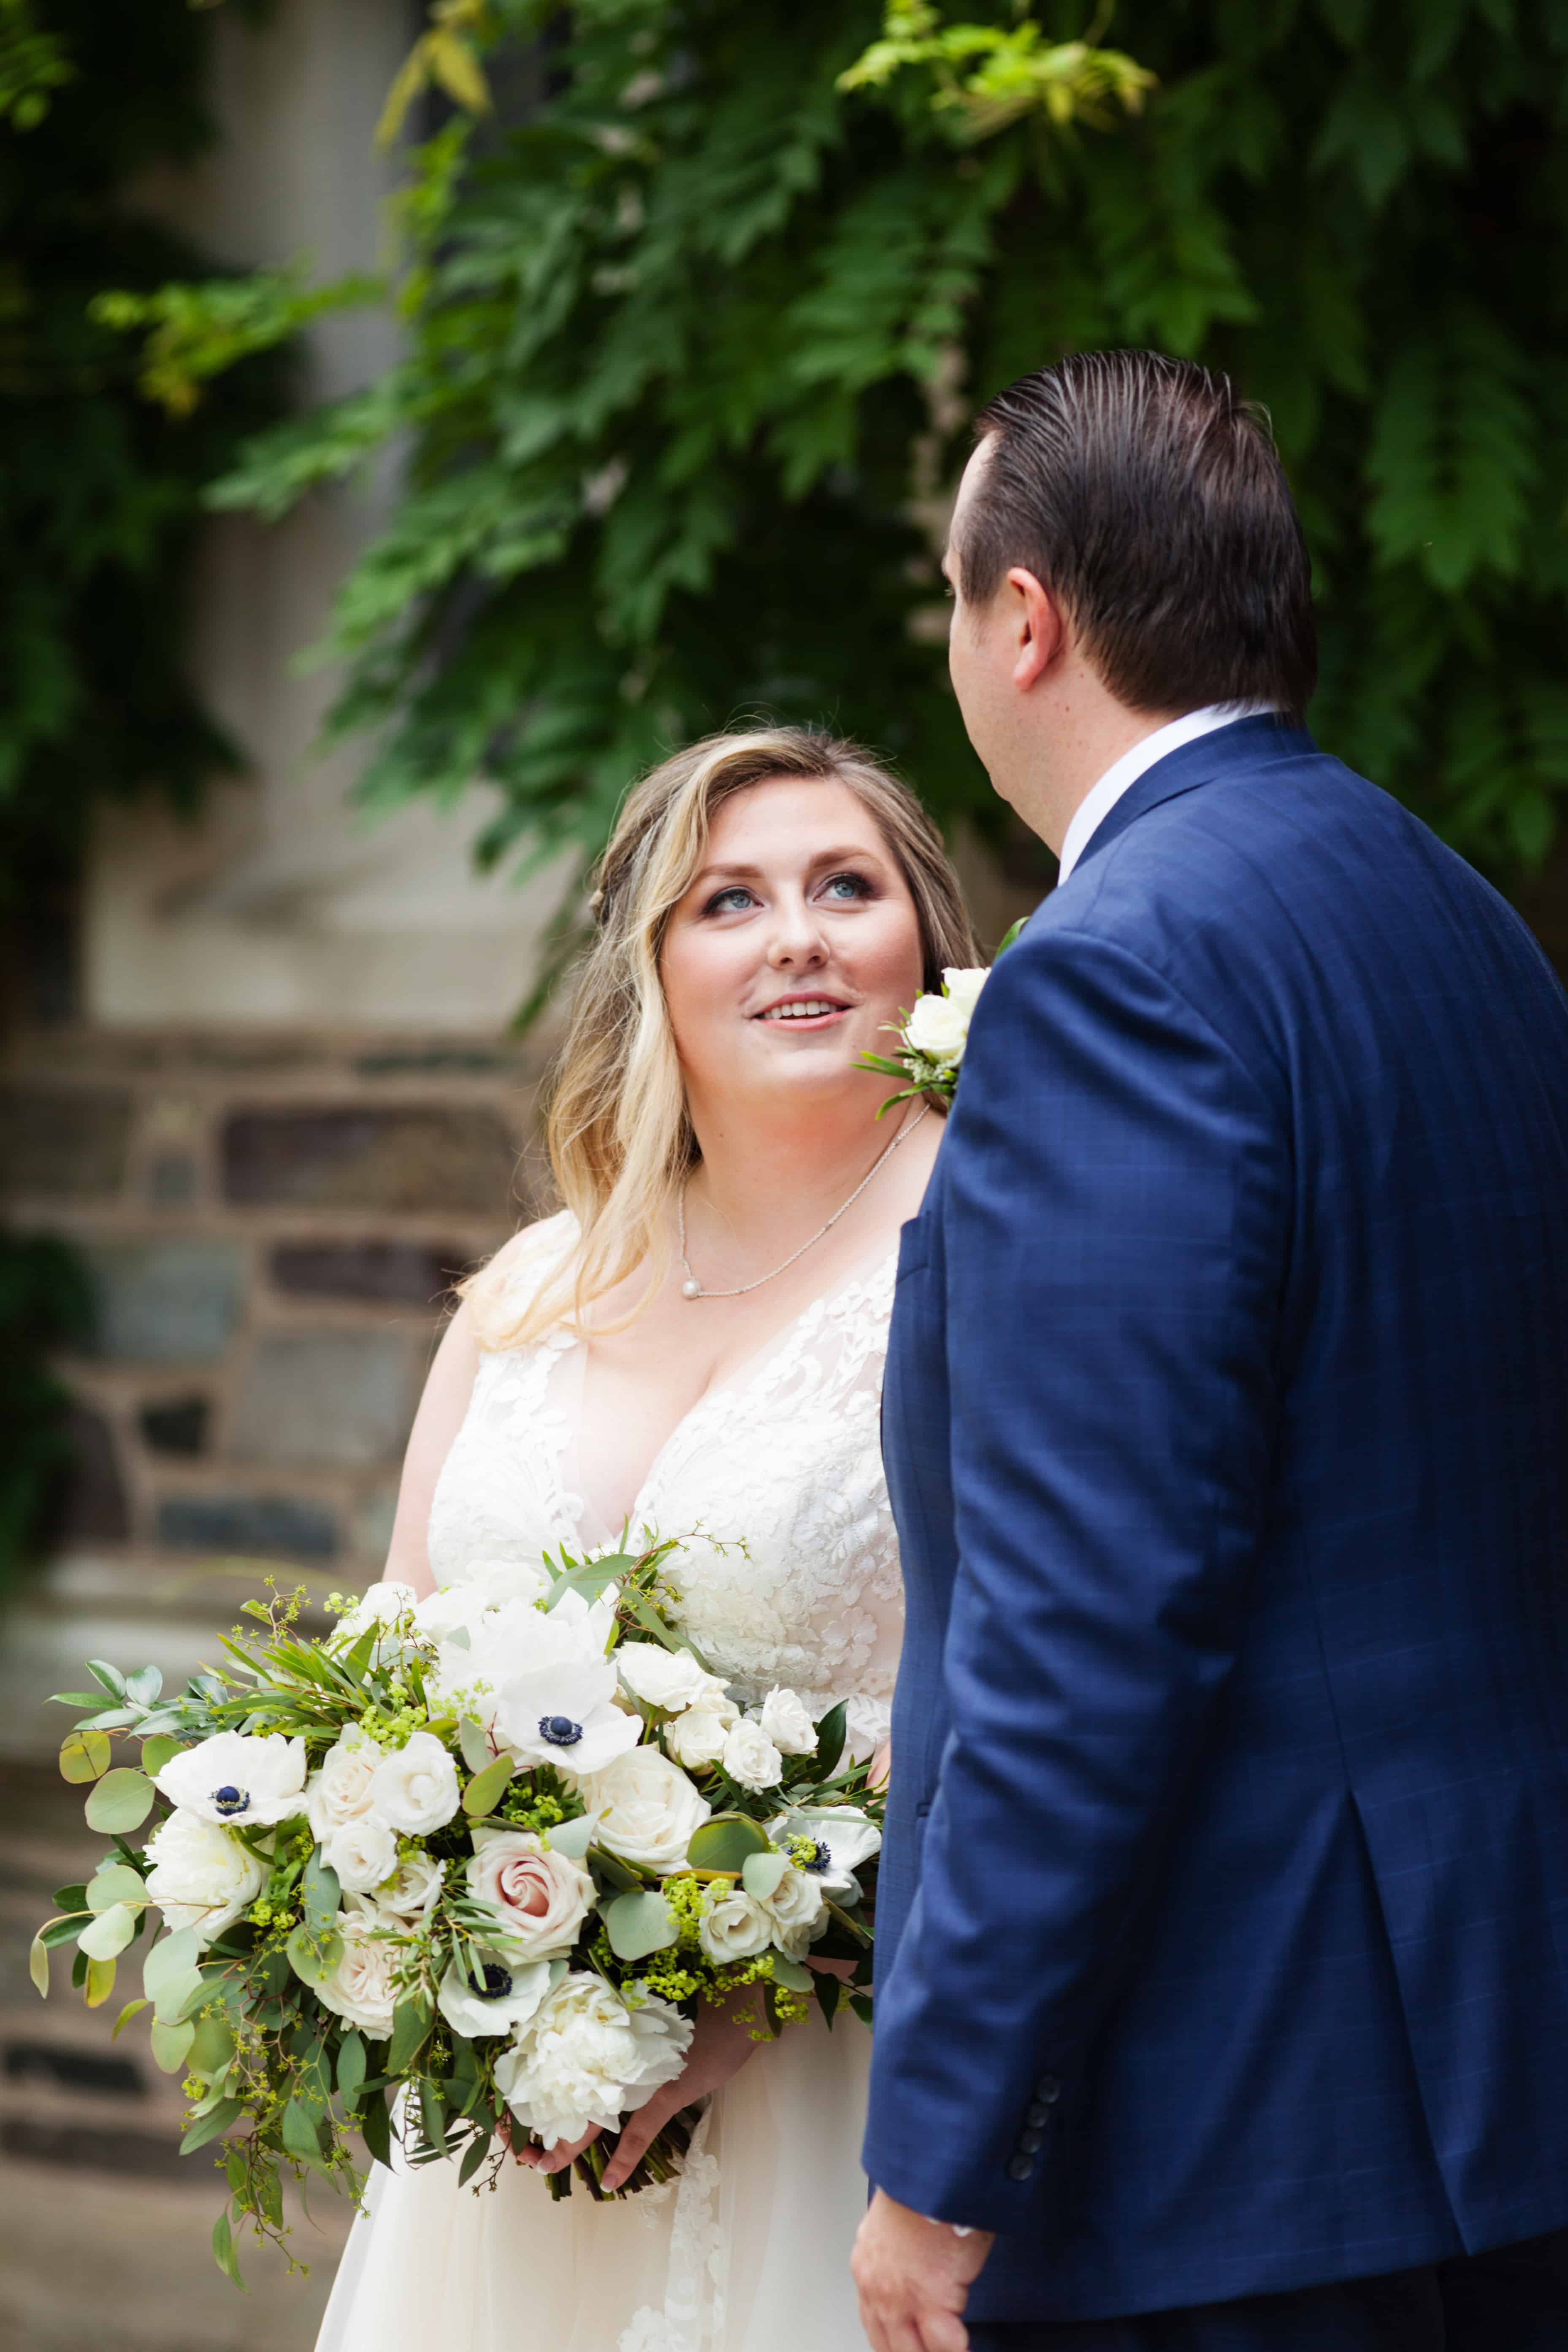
[{"xmin": 659, "ymin": 777, "xmax": 927, "ymax": 1115}]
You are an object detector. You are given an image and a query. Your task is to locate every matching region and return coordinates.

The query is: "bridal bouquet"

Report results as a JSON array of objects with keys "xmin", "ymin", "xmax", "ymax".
[{"xmin": 31, "ymin": 1534, "xmax": 881, "ymax": 2284}]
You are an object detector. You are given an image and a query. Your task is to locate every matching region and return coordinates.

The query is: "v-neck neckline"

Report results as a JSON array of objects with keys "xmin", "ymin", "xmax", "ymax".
[{"xmin": 548, "ymin": 1241, "xmax": 899, "ymax": 1543}]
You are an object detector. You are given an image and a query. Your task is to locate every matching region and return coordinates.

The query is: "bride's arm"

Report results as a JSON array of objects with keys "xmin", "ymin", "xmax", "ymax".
[{"xmin": 376, "ymin": 1300, "xmax": 483, "ymax": 1600}]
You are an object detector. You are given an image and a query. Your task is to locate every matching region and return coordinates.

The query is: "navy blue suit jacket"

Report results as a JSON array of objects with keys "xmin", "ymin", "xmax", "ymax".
[{"xmin": 865, "ymin": 718, "xmax": 1568, "ymax": 2322}]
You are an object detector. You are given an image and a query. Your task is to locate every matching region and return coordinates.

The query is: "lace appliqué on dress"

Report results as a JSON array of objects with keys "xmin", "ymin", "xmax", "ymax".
[{"xmin": 617, "ymin": 2105, "xmax": 728, "ymax": 2352}]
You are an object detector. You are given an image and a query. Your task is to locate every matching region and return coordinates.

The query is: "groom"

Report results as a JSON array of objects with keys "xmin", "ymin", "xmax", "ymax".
[{"xmin": 854, "ymin": 351, "xmax": 1568, "ymax": 2351}]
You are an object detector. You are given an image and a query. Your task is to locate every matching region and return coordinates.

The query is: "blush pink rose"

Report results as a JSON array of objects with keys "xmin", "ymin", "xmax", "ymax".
[{"xmin": 466, "ymin": 1830, "xmax": 593, "ymax": 1961}]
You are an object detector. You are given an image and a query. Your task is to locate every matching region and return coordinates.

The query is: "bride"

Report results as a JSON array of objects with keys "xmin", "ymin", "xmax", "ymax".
[{"xmin": 314, "ymin": 723, "xmax": 980, "ymax": 2352}]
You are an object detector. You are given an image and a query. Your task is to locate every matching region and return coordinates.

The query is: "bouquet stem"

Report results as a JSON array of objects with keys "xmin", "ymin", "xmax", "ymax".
[{"xmin": 544, "ymin": 2105, "xmax": 702, "ymax": 2201}]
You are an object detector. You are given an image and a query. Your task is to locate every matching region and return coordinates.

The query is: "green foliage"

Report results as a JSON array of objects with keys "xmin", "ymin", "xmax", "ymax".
[
  {"xmin": 0, "ymin": 1226, "xmax": 91, "ymax": 1591},
  {"xmin": 107, "ymin": 0, "xmax": 1568, "ymax": 948},
  {"xmin": 0, "ymin": 0, "xmax": 289, "ymax": 927}
]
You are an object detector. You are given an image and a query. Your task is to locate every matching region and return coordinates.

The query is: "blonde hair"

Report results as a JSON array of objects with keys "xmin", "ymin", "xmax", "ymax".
[{"xmin": 463, "ymin": 725, "xmax": 983, "ymax": 1349}]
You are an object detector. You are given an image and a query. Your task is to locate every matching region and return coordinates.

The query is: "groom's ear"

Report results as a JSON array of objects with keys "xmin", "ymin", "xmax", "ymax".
[{"xmin": 1006, "ymin": 566, "xmax": 1065, "ymax": 693}]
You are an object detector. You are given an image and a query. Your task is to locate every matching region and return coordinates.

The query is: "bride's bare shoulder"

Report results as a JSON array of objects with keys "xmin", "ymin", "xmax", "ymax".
[{"xmin": 462, "ymin": 1208, "xmax": 580, "ymax": 1349}]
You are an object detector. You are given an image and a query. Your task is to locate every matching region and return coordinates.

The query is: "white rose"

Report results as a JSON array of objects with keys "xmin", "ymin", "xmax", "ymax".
[
  {"xmin": 436, "ymin": 1949, "xmax": 552, "ymax": 2040},
  {"xmin": 413, "ymin": 1582, "xmax": 495, "ymax": 1643},
  {"xmin": 615, "ymin": 1642, "xmax": 719, "ymax": 1713},
  {"xmin": 580, "ymin": 1748, "xmax": 711, "ymax": 1874},
  {"xmin": 664, "ymin": 1704, "xmax": 736, "ymax": 1770},
  {"xmin": 144, "ymin": 1808, "xmax": 265, "ymax": 1946},
  {"xmin": 368, "ymin": 1731, "xmax": 461, "ymax": 1836},
  {"xmin": 721, "ymin": 1719, "xmax": 784, "ymax": 1794},
  {"xmin": 306, "ymin": 1726, "xmax": 382, "ymax": 1845},
  {"xmin": 154, "ymin": 1731, "xmax": 307, "ymax": 1829},
  {"xmin": 697, "ymin": 1887, "xmax": 774, "ymax": 1963},
  {"xmin": 941, "ymin": 965, "xmax": 989, "ymax": 1017},
  {"xmin": 353, "ymin": 1849, "xmax": 445, "ymax": 1925},
  {"xmin": 495, "ymin": 1974, "xmax": 692, "ymax": 2148},
  {"xmin": 322, "ymin": 1812, "xmax": 400, "ymax": 1895},
  {"xmin": 761, "ymin": 1861, "xmax": 829, "ymax": 1960},
  {"xmin": 757, "ymin": 1687, "xmax": 817, "ymax": 1757},
  {"xmin": 331, "ymin": 1581, "xmax": 418, "ymax": 1652},
  {"xmin": 767, "ymin": 1805, "xmax": 882, "ymax": 1894},
  {"xmin": 903, "ymin": 990, "xmax": 970, "ymax": 1066},
  {"xmin": 466, "ymin": 1829, "xmax": 594, "ymax": 1961},
  {"xmin": 316, "ymin": 1912, "xmax": 399, "ymax": 2038}
]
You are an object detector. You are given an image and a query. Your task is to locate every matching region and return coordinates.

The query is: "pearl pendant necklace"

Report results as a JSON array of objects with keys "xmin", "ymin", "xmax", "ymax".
[{"xmin": 676, "ymin": 1103, "xmax": 930, "ymax": 1302}]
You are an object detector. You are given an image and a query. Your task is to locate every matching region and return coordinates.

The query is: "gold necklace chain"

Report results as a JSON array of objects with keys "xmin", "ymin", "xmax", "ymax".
[{"xmin": 676, "ymin": 1103, "xmax": 931, "ymax": 1302}]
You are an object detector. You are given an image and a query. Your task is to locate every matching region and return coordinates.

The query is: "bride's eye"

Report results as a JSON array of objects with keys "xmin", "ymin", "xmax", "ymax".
[
  {"xmin": 702, "ymin": 885, "xmax": 757, "ymax": 916},
  {"xmin": 818, "ymin": 870, "xmax": 873, "ymax": 903}
]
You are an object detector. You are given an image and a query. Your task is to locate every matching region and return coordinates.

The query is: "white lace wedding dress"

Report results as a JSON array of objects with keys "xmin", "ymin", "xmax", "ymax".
[{"xmin": 314, "ymin": 1214, "xmax": 903, "ymax": 2352}]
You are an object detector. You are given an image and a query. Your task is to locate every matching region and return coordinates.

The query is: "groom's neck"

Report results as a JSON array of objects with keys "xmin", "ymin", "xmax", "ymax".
[{"xmin": 1003, "ymin": 679, "xmax": 1188, "ymax": 859}]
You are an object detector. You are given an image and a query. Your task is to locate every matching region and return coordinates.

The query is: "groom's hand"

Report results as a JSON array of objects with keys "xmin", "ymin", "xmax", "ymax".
[{"xmin": 853, "ymin": 2187, "xmax": 993, "ymax": 2352}]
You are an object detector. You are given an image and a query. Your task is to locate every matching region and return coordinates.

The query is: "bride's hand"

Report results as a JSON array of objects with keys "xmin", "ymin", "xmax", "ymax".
[{"xmin": 600, "ymin": 1988, "xmax": 764, "ymax": 2193}]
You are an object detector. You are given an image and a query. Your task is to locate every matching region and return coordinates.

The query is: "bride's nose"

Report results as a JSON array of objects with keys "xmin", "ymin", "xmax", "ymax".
[{"xmin": 764, "ymin": 892, "xmax": 829, "ymax": 970}]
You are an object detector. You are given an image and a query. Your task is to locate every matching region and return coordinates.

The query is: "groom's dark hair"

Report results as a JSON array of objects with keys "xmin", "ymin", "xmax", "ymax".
[{"xmin": 960, "ymin": 350, "xmax": 1318, "ymax": 723}]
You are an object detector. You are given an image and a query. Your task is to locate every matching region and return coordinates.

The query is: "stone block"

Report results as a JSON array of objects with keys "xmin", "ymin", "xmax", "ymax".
[
  {"xmin": 0, "ymin": 1086, "xmax": 131, "ymax": 1200},
  {"xmin": 157, "ymin": 1493, "xmax": 338, "ymax": 1559},
  {"xmin": 351, "ymin": 1482, "xmax": 399, "ymax": 1565},
  {"xmin": 138, "ymin": 1395, "xmax": 210, "ymax": 1457},
  {"xmin": 222, "ymin": 1106, "xmax": 517, "ymax": 1215},
  {"xmin": 269, "ymin": 1238, "xmax": 466, "ymax": 1306},
  {"xmin": 231, "ymin": 1332, "xmax": 414, "ymax": 1466},
  {"xmin": 50, "ymin": 1404, "xmax": 130, "ymax": 1544},
  {"xmin": 84, "ymin": 1241, "xmax": 246, "ymax": 1364}
]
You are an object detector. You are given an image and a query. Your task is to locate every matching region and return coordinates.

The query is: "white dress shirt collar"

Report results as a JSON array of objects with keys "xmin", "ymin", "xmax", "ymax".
[{"xmin": 1055, "ymin": 703, "xmax": 1275, "ymax": 886}]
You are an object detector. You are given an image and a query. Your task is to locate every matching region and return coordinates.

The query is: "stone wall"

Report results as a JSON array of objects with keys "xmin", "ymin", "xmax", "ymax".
[{"xmin": 1, "ymin": 1024, "xmax": 551, "ymax": 1585}]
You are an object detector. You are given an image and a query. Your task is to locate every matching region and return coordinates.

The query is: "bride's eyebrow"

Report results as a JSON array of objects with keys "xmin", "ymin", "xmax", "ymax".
[{"xmin": 691, "ymin": 845, "xmax": 886, "ymax": 888}]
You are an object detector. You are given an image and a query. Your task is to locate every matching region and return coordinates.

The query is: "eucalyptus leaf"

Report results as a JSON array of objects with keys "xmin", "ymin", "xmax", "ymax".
[
  {"xmin": 418, "ymin": 2078, "xmax": 446, "ymax": 2148},
  {"xmin": 112, "ymin": 1997, "xmax": 150, "ymax": 2038},
  {"xmin": 28, "ymin": 1935, "xmax": 48, "ymax": 1998},
  {"xmin": 78, "ymin": 1902, "xmax": 136, "ymax": 1961},
  {"xmin": 212, "ymin": 2208, "xmax": 246, "ymax": 2292},
  {"xmin": 149, "ymin": 2016, "xmax": 195, "ymax": 2073},
  {"xmin": 144, "ymin": 1927, "xmax": 200, "ymax": 1999},
  {"xmin": 458, "ymin": 2127, "xmax": 492, "ymax": 2186},
  {"xmin": 86, "ymin": 1660, "xmax": 127, "ymax": 1700},
  {"xmin": 770, "ymin": 1956, "xmax": 813, "ymax": 1992},
  {"xmin": 359, "ymin": 2086, "xmax": 393, "ymax": 2168},
  {"xmin": 84, "ymin": 1767, "xmax": 154, "ymax": 1834},
  {"xmin": 152, "ymin": 1966, "xmax": 204, "ymax": 2025},
  {"xmin": 187, "ymin": 2014, "xmax": 236, "ymax": 2077},
  {"xmin": 604, "ymin": 1889, "xmax": 679, "ymax": 1961},
  {"xmin": 458, "ymin": 1717, "xmax": 491, "ymax": 1774},
  {"xmin": 543, "ymin": 1813, "xmax": 596, "ymax": 1860},
  {"xmin": 125, "ymin": 1665, "xmax": 164, "ymax": 1707},
  {"xmin": 461, "ymin": 1754, "xmax": 513, "ymax": 1818},
  {"xmin": 141, "ymin": 1734, "xmax": 185, "ymax": 1776},
  {"xmin": 336, "ymin": 2030, "xmax": 366, "ymax": 2103},
  {"xmin": 87, "ymin": 1863, "xmax": 147, "ymax": 1913},
  {"xmin": 740, "ymin": 1851, "xmax": 789, "ymax": 1900},
  {"xmin": 687, "ymin": 1813, "xmax": 772, "ymax": 1874},
  {"xmin": 181, "ymin": 2095, "xmax": 243, "ymax": 2154},
  {"xmin": 301, "ymin": 1847, "xmax": 341, "ymax": 1931},
  {"xmin": 59, "ymin": 1728, "xmax": 112, "ymax": 1785},
  {"xmin": 387, "ymin": 1995, "xmax": 432, "ymax": 2074},
  {"xmin": 282, "ymin": 2095, "xmax": 326, "ymax": 2165},
  {"xmin": 84, "ymin": 1955, "xmax": 117, "ymax": 2008}
]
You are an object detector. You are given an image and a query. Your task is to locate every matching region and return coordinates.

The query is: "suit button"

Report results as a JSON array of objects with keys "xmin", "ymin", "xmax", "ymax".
[
  {"xmin": 1024, "ymin": 2102, "xmax": 1052, "ymax": 2129},
  {"xmin": 1018, "ymin": 2128, "xmax": 1045, "ymax": 2154},
  {"xmin": 1006, "ymin": 2156, "xmax": 1034, "ymax": 2182},
  {"xmin": 1035, "ymin": 2074, "xmax": 1062, "ymax": 2104}
]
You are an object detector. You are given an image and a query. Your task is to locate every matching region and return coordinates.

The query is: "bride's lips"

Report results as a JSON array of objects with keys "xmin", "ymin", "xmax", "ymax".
[{"xmin": 751, "ymin": 991, "xmax": 855, "ymax": 1030}]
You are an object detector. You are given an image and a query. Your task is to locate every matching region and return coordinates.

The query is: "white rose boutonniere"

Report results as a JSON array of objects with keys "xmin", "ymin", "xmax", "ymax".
[{"xmin": 859, "ymin": 929, "xmax": 1021, "ymax": 1111}]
